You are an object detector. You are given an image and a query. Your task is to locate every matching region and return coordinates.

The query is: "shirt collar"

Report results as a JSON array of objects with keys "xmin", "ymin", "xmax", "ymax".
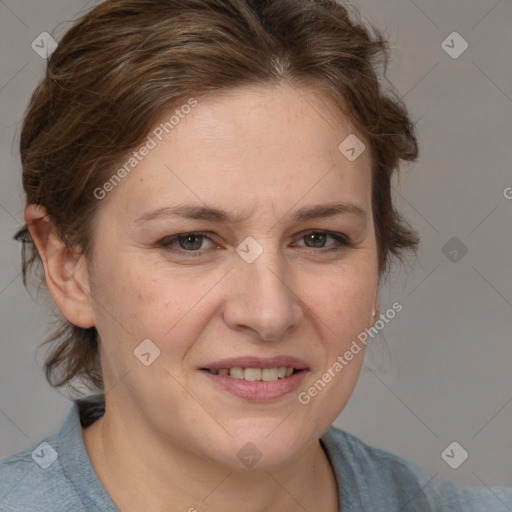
[{"xmin": 57, "ymin": 394, "xmax": 118, "ymax": 511}]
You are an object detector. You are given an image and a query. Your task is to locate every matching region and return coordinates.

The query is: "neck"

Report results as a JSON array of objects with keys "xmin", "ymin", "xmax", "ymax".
[{"xmin": 82, "ymin": 401, "xmax": 339, "ymax": 512}]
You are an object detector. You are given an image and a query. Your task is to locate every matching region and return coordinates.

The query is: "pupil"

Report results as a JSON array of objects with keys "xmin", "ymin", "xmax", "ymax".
[
  {"xmin": 181, "ymin": 235, "xmax": 201, "ymax": 250},
  {"xmin": 308, "ymin": 232, "xmax": 325, "ymax": 247}
]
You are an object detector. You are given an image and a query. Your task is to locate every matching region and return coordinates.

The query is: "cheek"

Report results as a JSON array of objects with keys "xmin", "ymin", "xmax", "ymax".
[
  {"xmin": 309, "ymin": 266, "xmax": 376, "ymax": 338},
  {"xmin": 91, "ymin": 262, "xmax": 201, "ymax": 385},
  {"xmin": 296, "ymin": 274, "xmax": 374, "ymax": 423},
  {"xmin": 97, "ymin": 263, "xmax": 218, "ymax": 368},
  {"xmin": 102, "ymin": 260, "xmax": 375, "ymax": 346},
  {"xmin": 88, "ymin": 259, "xmax": 168, "ymax": 348}
]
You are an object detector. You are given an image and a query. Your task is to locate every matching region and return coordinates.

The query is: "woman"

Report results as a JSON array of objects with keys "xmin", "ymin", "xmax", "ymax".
[{"xmin": 1, "ymin": 0, "xmax": 510, "ymax": 510}]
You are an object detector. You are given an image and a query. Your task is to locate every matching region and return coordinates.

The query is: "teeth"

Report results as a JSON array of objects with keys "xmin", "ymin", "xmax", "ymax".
[
  {"xmin": 244, "ymin": 368, "xmax": 261, "ymax": 381},
  {"xmin": 229, "ymin": 367, "xmax": 244, "ymax": 379},
  {"xmin": 261, "ymin": 368, "xmax": 278, "ymax": 381},
  {"xmin": 208, "ymin": 366, "xmax": 297, "ymax": 381}
]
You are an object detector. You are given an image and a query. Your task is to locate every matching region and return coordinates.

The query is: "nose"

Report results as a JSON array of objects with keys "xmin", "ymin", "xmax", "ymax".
[{"xmin": 222, "ymin": 243, "xmax": 303, "ymax": 342}]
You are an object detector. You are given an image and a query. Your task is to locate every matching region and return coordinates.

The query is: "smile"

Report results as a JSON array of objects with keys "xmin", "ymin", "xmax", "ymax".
[
  {"xmin": 199, "ymin": 367, "xmax": 309, "ymax": 401},
  {"xmin": 202, "ymin": 366, "xmax": 299, "ymax": 381}
]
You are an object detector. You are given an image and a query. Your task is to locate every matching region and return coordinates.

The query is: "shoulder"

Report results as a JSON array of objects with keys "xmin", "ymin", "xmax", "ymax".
[
  {"xmin": 0, "ymin": 401, "xmax": 94, "ymax": 512},
  {"xmin": 321, "ymin": 425, "xmax": 512, "ymax": 512},
  {"xmin": 0, "ymin": 435, "xmax": 80, "ymax": 511},
  {"xmin": 323, "ymin": 425, "xmax": 433, "ymax": 486}
]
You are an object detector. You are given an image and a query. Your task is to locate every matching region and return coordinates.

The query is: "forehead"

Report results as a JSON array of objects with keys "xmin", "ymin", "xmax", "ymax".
[{"xmin": 101, "ymin": 83, "xmax": 373, "ymax": 223}]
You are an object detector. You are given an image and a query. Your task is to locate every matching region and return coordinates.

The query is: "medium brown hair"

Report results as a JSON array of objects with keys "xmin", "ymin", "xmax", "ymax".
[{"xmin": 15, "ymin": 0, "xmax": 420, "ymax": 395}]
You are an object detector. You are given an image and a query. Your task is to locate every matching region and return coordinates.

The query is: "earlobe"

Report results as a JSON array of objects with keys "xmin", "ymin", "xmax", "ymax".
[
  {"xmin": 370, "ymin": 295, "xmax": 380, "ymax": 326},
  {"xmin": 24, "ymin": 204, "xmax": 95, "ymax": 329}
]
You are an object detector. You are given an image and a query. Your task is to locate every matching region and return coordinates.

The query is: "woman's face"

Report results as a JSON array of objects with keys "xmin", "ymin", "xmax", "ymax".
[{"xmin": 85, "ymin": 83, "xmax": 379, "ymax": 468}]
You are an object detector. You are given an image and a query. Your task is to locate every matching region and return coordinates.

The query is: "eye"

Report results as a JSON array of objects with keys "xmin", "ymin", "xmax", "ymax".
[
  {"xmin": 295, "ymin": 230, "xmax": 352, "ymax": 252},
  {"xmin": 160, "ymin": 232, "xmax": 215, "ymax": 256},
  {"xmin": 159, "ymin": 230, "xmax": 352, "ymax": 258}
]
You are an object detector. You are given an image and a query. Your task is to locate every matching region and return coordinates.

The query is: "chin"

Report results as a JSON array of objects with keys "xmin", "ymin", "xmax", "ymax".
[{"xmin": 197, "ymin": 420, "xmax": 316, "ymax": 470}]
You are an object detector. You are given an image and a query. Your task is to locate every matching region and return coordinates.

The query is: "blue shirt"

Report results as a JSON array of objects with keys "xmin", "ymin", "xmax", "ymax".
[{"xmin": 1, "ymin": 394, "xmax": 511, "ymax": 511}]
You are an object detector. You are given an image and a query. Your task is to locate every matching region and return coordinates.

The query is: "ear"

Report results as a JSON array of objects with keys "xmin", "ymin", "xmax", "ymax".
[
  {"xmin": 370, "ymin": 294, "xmax": 380, "ymax": 326},
  {"xmin": 24, "ymin": 204, "xmax": 95, "ymax": 329}
]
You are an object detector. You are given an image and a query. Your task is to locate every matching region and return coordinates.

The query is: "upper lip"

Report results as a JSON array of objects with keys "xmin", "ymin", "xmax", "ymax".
[{"xmin": 200, "ymin": 356, "xmax": 309, "ymax": 371}]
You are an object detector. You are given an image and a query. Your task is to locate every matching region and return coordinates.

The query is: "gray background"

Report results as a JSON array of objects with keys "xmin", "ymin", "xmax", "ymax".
[{"xmin": 1, "ymin": 0, "xmax": 511, "ymax": 490}]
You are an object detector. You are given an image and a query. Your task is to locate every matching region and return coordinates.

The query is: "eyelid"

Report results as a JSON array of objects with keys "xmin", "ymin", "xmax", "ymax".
[
  {"xmin": 159, "ymin": 229, "xmax": 353, "ymax": 256},
  {"xmin": 294, "ymin": 229, "xmax": 351, "ymax": 246}
]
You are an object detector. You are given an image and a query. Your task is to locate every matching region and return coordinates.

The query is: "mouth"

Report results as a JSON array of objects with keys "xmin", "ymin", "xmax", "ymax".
[
  {"xmin": 197, "ymin": 357, "xmax": 309, "ymax": 401},
  {"xmin": 198, "ymin": 356, "xmax": 309, "ymax": 401},
  {"xmin": 200, "ymin": 366, "xmax": 304, "ymax": 381}
]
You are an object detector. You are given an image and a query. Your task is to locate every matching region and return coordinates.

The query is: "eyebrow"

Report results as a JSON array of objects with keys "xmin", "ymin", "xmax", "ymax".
[{"xmin": 135, "ymin": 201, "xmax": 367, "ymax": 226}]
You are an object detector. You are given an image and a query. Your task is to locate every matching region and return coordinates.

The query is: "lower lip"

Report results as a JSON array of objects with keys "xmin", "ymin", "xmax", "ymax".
[{"xmin": 198, "ymin": 369, "xmax": 309, "ymax": 401}]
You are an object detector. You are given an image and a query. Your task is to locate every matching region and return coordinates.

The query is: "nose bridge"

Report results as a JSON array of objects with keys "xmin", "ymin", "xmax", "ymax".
[{"xmin": 225, "ymin": 237, "xmax": 302, "ymax": 340}]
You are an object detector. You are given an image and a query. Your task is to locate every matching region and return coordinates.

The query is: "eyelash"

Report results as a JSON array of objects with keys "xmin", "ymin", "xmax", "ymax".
[{"xmin": 159, "ymin": 230, "xmax": 353, "ymax": 258}]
